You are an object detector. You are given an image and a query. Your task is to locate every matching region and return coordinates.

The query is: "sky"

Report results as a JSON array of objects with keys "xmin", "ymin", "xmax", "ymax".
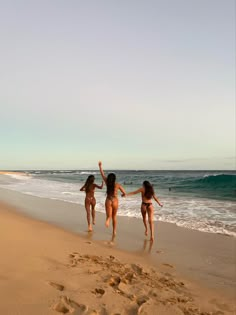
[{"xmin": 0, "ymin": 0, "xmax": 235, "ymax": 170}]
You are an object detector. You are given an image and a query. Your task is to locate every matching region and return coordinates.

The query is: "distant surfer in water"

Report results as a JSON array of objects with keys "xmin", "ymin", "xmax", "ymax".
[
  {"xmin": 80, "ymin": 175, "xmax": 104, "ymax": 232},
  {"xmin": 126, "ymin": 181, "xmax": 163, "ymax": 242},
  {"xmin": 98, "ymin": 161, "xmax": 126, "ymax": 237}
]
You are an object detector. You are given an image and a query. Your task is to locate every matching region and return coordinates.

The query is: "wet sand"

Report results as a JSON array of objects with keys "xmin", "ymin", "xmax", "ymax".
[{"xmin": 0, "ymin": 171, "xmax": 28, "ymax": 176}]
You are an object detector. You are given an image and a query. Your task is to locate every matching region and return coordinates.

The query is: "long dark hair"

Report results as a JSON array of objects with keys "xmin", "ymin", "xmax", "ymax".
[
  {"xmin": 106, "ymin": 173, "xmax": 116, "ymax": 197},
  {"xmin": 84, "ymin": 175, "xmax": 95, "ymax": 193},
  {"xmin": 143, "ymin": 181, "xmax": 154, "ymax": 199}
]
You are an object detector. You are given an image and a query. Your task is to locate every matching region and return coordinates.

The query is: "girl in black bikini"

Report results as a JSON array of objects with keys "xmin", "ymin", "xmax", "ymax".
[
  {"xmin": 80, "ymin": 175, "xmax": 104, "ymax": 232},
  {"xmin": 98, "ymin": 161, "xmax": 126, "ymax": 237},
  {"xmin": 126, "ymin": 181, "xmax": 163, "ymax": 242}
]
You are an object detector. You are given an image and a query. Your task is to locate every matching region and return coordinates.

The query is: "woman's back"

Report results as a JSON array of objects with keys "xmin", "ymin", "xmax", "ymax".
[
  {"xmin": 85, "ymin": 184, "xmax": 96, "ymax": 197},
  {"xmin": 142, "ymin": 181, "xmax": 154, "ymax": 202},
  {"xmin": 141, "ymin": 188, "xmax": 153, "ymax": 202}
]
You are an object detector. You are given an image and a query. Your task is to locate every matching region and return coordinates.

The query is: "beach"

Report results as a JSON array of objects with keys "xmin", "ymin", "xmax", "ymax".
[
  {"xmin": 1, "ymin": 0, "xmax": 235, "ymax": 312},
  {"xmin": 0, "ymin": 186, "xmax": 235, "ymax": 314}
]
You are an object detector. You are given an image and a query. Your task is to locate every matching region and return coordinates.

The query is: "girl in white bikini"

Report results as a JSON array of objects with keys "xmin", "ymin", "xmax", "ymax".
[
  {"xmin": 98, "ymin": 161, "xmax": 126, "ymax": 237},
  {"xmin": 126, "ymin": 181, "xmax": 163, "ymax": 242},
  {"xmin": 80, "ymin": 175, "xmax": 103, "ymax": 232}
]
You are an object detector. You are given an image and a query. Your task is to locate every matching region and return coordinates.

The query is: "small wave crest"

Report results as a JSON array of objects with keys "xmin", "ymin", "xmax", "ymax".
[
  {"xmin": 79, "ymin": 171, "xmax": 98, "ymax": 175},
  {"xmin": 199, "ymin": 174, "xmax": 236, "ymax": 186},
  {"xmin": 176, "ymin": 174, "xmax": 236, "ymax": 199}
]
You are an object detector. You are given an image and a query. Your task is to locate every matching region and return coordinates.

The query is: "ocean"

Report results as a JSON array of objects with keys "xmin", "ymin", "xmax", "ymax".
[{"xmin": 0, "ymin": 170, "xmax": 235, "ymax": 237}]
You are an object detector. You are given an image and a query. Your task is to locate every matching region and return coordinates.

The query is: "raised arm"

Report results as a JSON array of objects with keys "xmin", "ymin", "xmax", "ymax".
[
  {"xmin": 80, "ymin": 184, "xmax": 85, "ymax": 192},
  {"xmin": 119, "ymin": 184, "xmax": 126, "ymax": 197},
  {"xmin": 153, "ymin": 195, "xmax": 163, "ymax": 207},
  {"xmin": 126, "ymin": 187, "xmax": 143, "ymax": 196},
  {"xmin": 95, "ymin": 181, "xmax": 104, "ymax": 189},
  {"xmin": 98, "ymin": 161, "xmax": 107, "ymax": 183}
]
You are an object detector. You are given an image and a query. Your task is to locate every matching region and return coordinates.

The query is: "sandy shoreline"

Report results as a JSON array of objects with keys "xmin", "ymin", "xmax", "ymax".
[
  {"xmin": 0, "ymin": 198, "xmax": 235, "ymax": 314},
  {"xmin": 0, "ymin": 171, "xmax": 28, "ymax": 176},
  {"xmin": 0, "ymin": 201, "xmax": 234, "ymax": 315},
  {"xmin": 0, "ymin": 187, "xmax": 235, "ymax": 297}
]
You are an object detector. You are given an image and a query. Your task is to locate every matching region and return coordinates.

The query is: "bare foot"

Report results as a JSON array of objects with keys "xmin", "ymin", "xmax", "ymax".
[
  {"xmin": 93, "ymin": 221, "xmax": 95, "ymax": 225},
  {"xmin": 110, "ymin": 233, "xmax": 116, "ymax": 244},
  {"xmin": 105, "ymin": 218, "xmax": 110, "ymax": 228},
  {"xmin": 145, "ymin": 229, "xmax": 148, "ymax": 236},
  {"xmin": 150, "ymin": 237, "xmax": 154, "ymax": 242},
  {"xmin": 47, "ymin": 281, "xmax": 64, "ymax": 291},
  {"xmin": 88, "ymin": 225, "xmax": 93, "ymax": 232}
]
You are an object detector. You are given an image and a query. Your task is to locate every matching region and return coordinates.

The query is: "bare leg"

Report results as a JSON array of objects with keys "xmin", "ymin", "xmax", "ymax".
[
  {"xmin": 105, "ymin": 198, "xmax": 112, "ymax": 227},
  {"xmin": 147, "ymin": 205, "xmax": 154, "ymax": 242},
  {"xmin": 143, "ymin": 239, "xmax": 148, "ymax": 251},
  {"xmin": 141, "ymin": 204, "xmax": 148, "ymax": 236},
  {"xmin": 91, "ymin": 198, "xmax": 96, "ymax": 225},
  {"xmin": 111, "ymin": 198, "xmax": 118, "ymax": 236},
  {"xmin": 148, "ymin": 240, "xmax": 154, "ymax": 253},
  {"xmin": 111, "ymin": 233, "xmax": 116, "ymax": 243},
  {"xmin": 85, "ymin": 199, "xmax": 92, "ymax": 232}
]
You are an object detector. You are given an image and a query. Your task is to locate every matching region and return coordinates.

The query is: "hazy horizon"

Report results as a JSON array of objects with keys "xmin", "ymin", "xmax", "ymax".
[{"xmin": 1, "ymin": 168, "xmax": 236, "ymax": 172}]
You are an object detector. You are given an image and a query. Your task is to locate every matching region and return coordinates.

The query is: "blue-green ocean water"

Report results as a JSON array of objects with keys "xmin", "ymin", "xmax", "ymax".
[{"xmin": 0, "ymin": 170, "xmax": 235, "ymax": 236}]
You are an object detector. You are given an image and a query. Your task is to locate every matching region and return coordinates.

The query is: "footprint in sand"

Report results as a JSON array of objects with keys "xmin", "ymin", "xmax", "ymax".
[
  {"xmin": 122, "ymin": 272, "xmax": 136, "ymax": 284},
  {"xmin": 68, "ymin": 252, "xmax": 80, "ymax": 267},
  {"xmin": 52, "ymin": 296, "xmax": 88, "ymax": 314},
  {"xmin": 131, "ymin": 264, "xmax": 143, "ymax": 275},
  {"xmin": 69, "ymin": 252, "xmax": 80, "ymax": 259},
  {"xmin": 109, "ymin": 255, "xmax": 115, "ymax": 261},
  {"xmin": 92, "ymin": 288, "xmax": 105, "ymax": 298},
  {"xmin": 125, "ymin": 301, "xmax": 144, "ymax": 315},
  {"xmin": 47, "ymin": 281, "xmax": 64, "ymax": 291},
  {"xmin": 136, "ymin": 295, "xmax": 149, "ymax": 306},
  {"xmin": 162, "ymin": 263, "xmax": 174, "ymax": 268},
  {"xmin": 106, "ymin": 275, "xmax": 121, "ymax": 287},
  {"xmin": 118, "ymin": 282, "xmax": 135, "ymax": 299}
]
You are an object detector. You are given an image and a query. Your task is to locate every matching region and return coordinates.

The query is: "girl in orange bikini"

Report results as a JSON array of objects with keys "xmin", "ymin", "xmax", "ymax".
[
  {"xmin": 98, "ymin": 161, "xmax": 126, "ymax": 237},
  {"xmin": 127, "ymin": 181, "xmax": 163, "ymax": 242},
  {"xmin": 80, "ymin": 175, "xmax": 104, "ymax": 232}
]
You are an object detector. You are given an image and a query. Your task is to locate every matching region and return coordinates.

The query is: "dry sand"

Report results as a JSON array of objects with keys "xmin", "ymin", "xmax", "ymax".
[{"xmin": 0, "ymin": 201, "xmax": 235, "ymax": 315}]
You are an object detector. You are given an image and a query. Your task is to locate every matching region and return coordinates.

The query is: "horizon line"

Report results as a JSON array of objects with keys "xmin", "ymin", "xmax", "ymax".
[{"xmin": 1, "ymin": 169, "xmax": 235, "ymax": 172}]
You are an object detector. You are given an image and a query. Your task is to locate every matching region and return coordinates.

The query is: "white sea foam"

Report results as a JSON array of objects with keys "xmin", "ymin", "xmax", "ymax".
[
  {"xmin": 203, "ymin": 173, "xmax": 221, "ymax": 178},
  {"xmin": 0, "ymin": 174, "xmax": 235, "ymax": 237}
]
